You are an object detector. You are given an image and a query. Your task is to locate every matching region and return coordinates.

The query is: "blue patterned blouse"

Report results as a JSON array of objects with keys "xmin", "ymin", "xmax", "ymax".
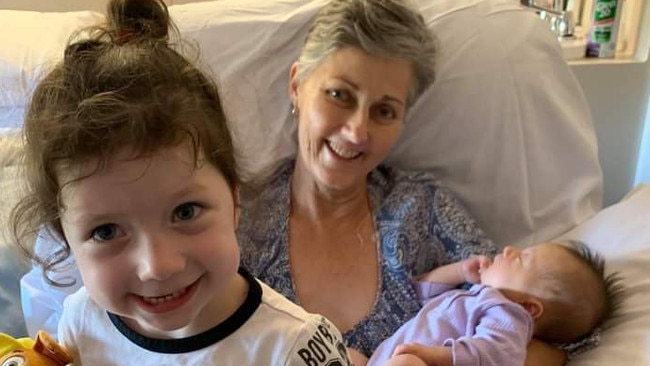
[{"xmin": 237, "ymin": 161, "xmax": 497, "ymax": 356}]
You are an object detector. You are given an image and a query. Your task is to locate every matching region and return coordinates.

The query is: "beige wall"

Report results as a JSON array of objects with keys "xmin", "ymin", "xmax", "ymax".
[{"xmin": 571, "ymin": 60, "xmax": 650, "ymax": 206}]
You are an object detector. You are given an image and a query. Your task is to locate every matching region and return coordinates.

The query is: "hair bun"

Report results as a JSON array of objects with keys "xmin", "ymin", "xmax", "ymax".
[{"xmin": 107, "ymin": 0, "xmax": 170, "ymax": 44}]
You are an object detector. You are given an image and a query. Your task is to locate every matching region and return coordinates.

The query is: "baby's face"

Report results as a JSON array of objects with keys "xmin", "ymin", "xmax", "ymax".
[
  {"xmin": 58, "ymin": 145, "xmax": 242, "ymax": 338},
  {"xmin": 480, "ymin": 243, "xmax": 576, "ymax": 297}
]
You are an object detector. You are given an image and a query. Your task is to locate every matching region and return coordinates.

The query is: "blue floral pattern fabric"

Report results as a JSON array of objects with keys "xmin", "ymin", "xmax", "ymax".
[{"xmin": 237, "ymin": 161, "xmax": 497, "ymax": 356}]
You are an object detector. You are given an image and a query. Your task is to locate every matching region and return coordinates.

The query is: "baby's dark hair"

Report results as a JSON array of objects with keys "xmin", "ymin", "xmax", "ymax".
[
  {"xmin": 10, "ymin": 0, "xmax": 238, "ymax": 287},
  {"xmin": 536, "ymin": 241, "xmax": 625, "ymax": 343}
]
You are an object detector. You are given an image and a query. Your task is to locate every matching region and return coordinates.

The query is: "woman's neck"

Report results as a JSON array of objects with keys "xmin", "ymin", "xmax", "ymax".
[{"xmin": 290, "ymin": 159, "xmax": 369, "ymax": 222}]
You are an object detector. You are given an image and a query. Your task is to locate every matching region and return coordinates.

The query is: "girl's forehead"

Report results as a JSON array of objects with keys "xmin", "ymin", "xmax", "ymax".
[
  {"xmin": 58, "ymin": 147, "xmax": 225, "ymax": 212},
  {"xmin": 60, "ymin": 145, "xmax": 199, "ymax": 178},
  {"xmin": 56, "ymin": 146, "xmax": 204, "ymax": 198}
]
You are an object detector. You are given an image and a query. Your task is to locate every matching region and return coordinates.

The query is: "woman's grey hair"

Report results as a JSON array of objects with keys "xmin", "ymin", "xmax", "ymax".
[{"xmin": 295, "ymin": 0, "xmax": 437, "ymax": 108}]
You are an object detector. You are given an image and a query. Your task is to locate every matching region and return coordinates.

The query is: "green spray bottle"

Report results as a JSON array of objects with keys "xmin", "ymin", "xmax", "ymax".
[{"xmin": 585, "ymin": 0, "xmax": 624, "ymax": 57}]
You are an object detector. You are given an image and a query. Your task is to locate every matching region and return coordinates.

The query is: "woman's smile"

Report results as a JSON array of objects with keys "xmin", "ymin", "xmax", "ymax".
[{"xmin": 326, "ymin": 139, "xmax": 363, "ymax": 160}]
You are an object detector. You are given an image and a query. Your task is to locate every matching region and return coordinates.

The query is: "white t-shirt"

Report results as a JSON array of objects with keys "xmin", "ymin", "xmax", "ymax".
[{"xmin": 58, "ymin": 269, "xmax": 352, "ymax": 366}]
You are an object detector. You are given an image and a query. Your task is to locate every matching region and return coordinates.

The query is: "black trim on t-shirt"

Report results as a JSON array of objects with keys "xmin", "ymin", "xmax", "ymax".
[{"xmin": 107, "ymin": 267, "xmax": 262, "ymax": 354}]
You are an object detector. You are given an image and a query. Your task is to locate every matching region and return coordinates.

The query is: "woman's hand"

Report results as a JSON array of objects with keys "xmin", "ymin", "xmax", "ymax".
[{"xmin": 525, "ymin": 339, "xmax": 567, "ymax": 366}]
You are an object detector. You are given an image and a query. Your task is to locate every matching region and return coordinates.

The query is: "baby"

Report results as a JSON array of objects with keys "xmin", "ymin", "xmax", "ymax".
[{"xmin": 360, "ymin": 241, "xmax": 623, "ymax": 366}]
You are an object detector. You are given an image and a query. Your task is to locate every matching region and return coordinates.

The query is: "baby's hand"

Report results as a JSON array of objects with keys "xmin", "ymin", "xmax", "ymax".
[{"xmin": 459, "ymin": 256, "xmax": 491, "ymax": 284}]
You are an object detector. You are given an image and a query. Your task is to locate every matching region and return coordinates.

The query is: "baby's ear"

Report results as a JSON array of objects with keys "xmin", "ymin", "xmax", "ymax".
[
  {"xmin": 33, "ymin": 330, "xmax": 73, "ymax": 365},
  {"xmin": 519, "ymin": 297, "xmax": 544, "ymax": 320}
]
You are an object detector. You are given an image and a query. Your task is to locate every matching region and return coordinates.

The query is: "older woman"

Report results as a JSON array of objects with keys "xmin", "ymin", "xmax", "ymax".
[
  {"xmin": 236, "ymin": 0, "xmax": 564, "ymax": 365},
  {"xmin": 240, "ymin": 0, "xmax": 475, "ymax": 353}
]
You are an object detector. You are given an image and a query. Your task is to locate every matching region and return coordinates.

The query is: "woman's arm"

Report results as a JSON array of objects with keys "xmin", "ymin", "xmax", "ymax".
[{"xmin": 524, "ymin": 339, "xmax": 567, "ymax": 366}]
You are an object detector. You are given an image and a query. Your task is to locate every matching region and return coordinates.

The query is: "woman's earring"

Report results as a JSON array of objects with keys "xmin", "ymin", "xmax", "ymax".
[{"xmin": 291, "ymin": 105, "xmax": 297, "ymax": 116}]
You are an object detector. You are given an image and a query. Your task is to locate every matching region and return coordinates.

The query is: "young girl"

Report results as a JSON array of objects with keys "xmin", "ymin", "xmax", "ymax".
[{"xmin": 11, "ymin": 0, "xmax": 351, "ymax": 365}]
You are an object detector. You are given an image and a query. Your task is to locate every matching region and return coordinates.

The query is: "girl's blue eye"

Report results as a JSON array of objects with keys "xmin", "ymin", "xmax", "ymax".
[
  {"xmin": 92, "ymin": 224, "xmax": 118, "ymax": 241},
  {"xmin": 173, "ymin": 203, "xmax": 201, "ymax": 222}
]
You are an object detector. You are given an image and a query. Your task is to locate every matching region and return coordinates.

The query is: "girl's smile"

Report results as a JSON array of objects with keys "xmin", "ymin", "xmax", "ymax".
[{"xmin": 132, "ymin": 275, "xmax": 202, "ymax": 314}]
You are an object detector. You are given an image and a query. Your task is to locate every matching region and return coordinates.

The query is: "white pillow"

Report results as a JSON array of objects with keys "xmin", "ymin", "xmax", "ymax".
[
  {"xmin": 556, "ymin": 184, "xmax": 650, "ymax": 365},
  {"xmin": 170, "ymin": 0, "xmax": 327, "ymax": 177},
  {"xmin": 390, "ymin": 0, "xmax": 603, "ymax": 247},
  {"xmin": 170, "ymin": 0, "xmax": 602, "ymax": 247},
  {"xmin": 0, "ymin": 10, "xmax": 104, "ymax": 127}
]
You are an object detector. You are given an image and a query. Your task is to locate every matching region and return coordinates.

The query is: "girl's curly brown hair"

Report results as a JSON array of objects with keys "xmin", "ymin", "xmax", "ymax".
[{"xmin": 11, "ymin": 0, "xmax": 239, "ymax": 287}]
